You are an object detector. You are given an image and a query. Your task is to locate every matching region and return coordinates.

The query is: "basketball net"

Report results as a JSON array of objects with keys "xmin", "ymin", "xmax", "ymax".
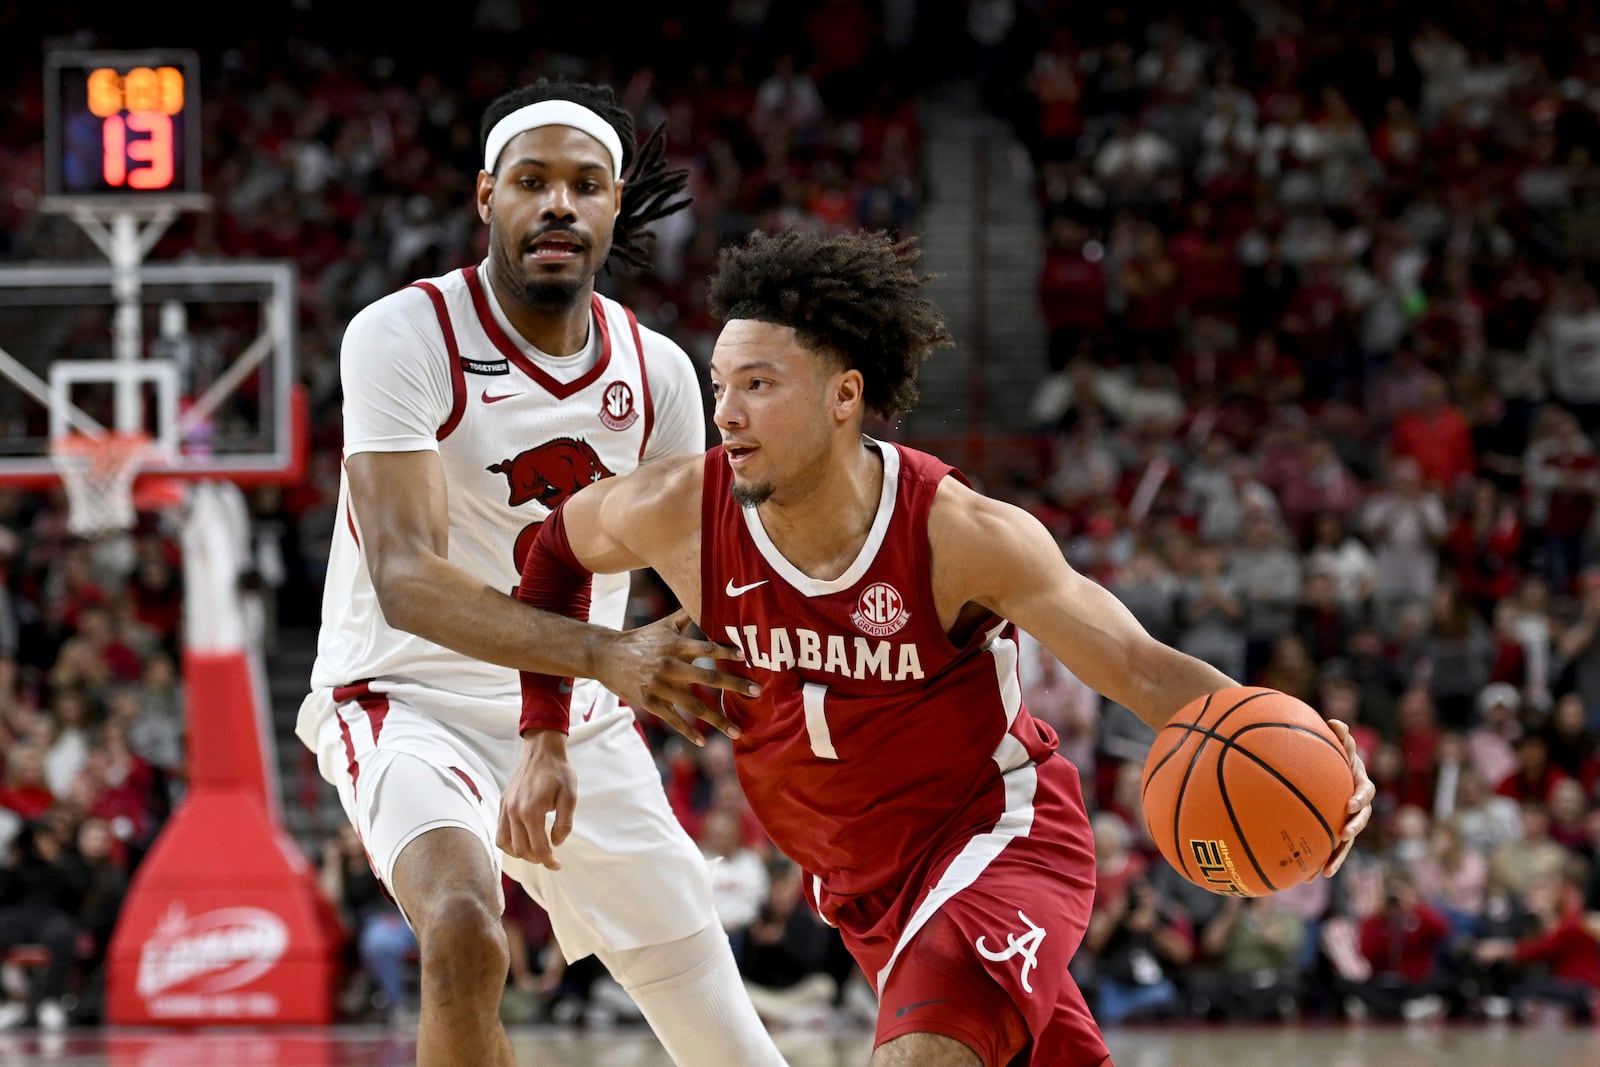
[{"xmin": 49, "ymin": 430, "xmax": 153, "ymax": 538}]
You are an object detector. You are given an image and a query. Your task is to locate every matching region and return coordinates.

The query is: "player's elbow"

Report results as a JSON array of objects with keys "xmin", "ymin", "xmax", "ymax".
[{"xmin": 366, "ymin": 550, "xmax": 440, "ymax": 635}]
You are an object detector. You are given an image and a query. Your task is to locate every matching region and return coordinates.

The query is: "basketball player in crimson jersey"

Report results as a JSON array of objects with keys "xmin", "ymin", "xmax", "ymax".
[
  {"xmin": 507, "ymin": 229, "xmax": 1377, "ymax": 1065},
  {"xmin": 297, "ymin": 81, "xmax": 785, "ymax": 1067}
]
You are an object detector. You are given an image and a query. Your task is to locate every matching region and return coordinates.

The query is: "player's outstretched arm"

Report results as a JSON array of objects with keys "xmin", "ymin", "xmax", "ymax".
[
  {"xmin": 928, "ymin": 478, "xmax": 1374, "ymax": 874},
  {"xmin": 348, "ymin": 448, "xmax": 637, "ymax": 679},
  {"xmin": 929, "ymin": 478, "xmax": 1236, "ymax": 734}
]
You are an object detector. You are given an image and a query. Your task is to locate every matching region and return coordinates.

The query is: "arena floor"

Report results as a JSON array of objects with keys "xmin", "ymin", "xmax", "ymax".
[{"xmin": 0, "ymin": 1022, "xmax": 1594, "ymax": 1066}]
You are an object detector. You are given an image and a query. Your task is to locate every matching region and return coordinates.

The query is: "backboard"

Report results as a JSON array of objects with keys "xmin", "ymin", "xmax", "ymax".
[{"xmin": 0, "ymin": 256, "xmax": 303, "ymax": 489}]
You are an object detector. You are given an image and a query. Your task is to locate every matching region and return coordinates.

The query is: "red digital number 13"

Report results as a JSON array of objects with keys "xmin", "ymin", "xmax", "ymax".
[{"xmin": 102, "ymin": 111, "xmax": 174, "ymax": 190}]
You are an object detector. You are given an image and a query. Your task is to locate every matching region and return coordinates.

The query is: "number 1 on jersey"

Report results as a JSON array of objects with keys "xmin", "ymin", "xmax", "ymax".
[{"xmin": 802, "ymin": 682, "xmax": 839, "ymax": 760}]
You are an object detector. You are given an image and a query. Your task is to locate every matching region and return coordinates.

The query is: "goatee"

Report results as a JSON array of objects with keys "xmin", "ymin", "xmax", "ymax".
[
  {"xmin": 522, "ymin": 277, "xmax": 585, "ymax": 312},
  {"xmin": 731, "ymin": 481, "xmax": 774, "ymax": 509}
]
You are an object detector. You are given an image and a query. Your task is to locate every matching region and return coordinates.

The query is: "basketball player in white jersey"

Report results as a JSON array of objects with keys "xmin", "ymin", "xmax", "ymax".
[{"xmin": 297, "ymin": 80, "xmax": 786, "ymax": 1067}]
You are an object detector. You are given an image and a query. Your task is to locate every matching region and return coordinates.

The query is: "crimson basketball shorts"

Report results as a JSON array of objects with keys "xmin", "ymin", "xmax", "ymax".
[{"xmin": 845, "ymin": 755, "xmax": 1111, "ymax": 1066}]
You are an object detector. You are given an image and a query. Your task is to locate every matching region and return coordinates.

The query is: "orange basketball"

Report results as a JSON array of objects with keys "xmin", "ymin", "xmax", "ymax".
[{"xmin": 1140, "ymin": 686, "xmax": 1354, "ymax": 897}]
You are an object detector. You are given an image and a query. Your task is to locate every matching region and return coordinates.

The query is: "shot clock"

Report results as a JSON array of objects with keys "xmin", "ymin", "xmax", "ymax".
[{"xmin": 44, "ymin": 49, "xmax": 204, "ymax": 205}]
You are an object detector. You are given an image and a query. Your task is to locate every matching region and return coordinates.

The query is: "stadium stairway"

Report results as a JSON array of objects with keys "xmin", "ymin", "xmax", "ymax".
[
  {"xmin": 265, "ymin": 622, "xmax": 340, "ymax": 856},
  {"xmin": 903, "ymin": 77, "xmax": 1046, "ymax": 451}
]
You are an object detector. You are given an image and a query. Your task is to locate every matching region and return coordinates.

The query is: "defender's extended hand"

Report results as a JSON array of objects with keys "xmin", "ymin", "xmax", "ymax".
[
  {"xmin": 497, "ymin": 730, "xmax": 576, "ymax": 871},
  {"xmin": 596, "ymin": 609, "xmax": 761, "ymax": 746},
  {"xmin": 1323, "ymin": 719, "xmax": 1376, "ymax": 878}
]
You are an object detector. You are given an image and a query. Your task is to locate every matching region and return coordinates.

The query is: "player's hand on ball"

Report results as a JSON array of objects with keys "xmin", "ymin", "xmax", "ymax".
[
  {"xmin": 1323, "ymin": 719, "xmax": 1375, "ymax": 878},
  {"xmin": 600, "ymin": 608, "xmax": 761, "ymax": 747},
  {"xmin": 498, "ymin": 729, "xmax": 577, "ymax": 871}
]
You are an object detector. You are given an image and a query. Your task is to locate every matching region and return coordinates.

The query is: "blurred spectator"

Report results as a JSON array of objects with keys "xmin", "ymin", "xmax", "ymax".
[
  {"xmin": 1497, "ymin": 733, "xmax": 1571, "ymax": 806},
  {"xmin": 42, "ymin": 690, "xmax": 92, "ymax": 798},
  {"xmin": 319, "ymin": 824, "xmax": 417, "ymax": 1023},
  {"xmin": 699, "ymin": 808, "xmax": 769, "ymax": 943},
  {"xmin": 1347, "ymin": 864, "xmax": 1460, "ymax": 1020},
  {"xmin": 1489, "ymin": 801, "xmax": 1574, "ymax": 900},
  {"xmin": 1414, "ymin": 581, "xmax": 1496, "ymax": 730},
  {"xmin": 1410, "ymin": 817, "xmax": 1488, "ymax": 937},
  {"xmin": 1038, "ymin": 216, "xmax": 1108, "ymax": 373},
  {"xmin": 1295, "ymin": 571, "xmax": 1359, "ymax": 667},
  {"xmin": 1016, "ymin": 631, "xmax": 1101, "ymax": 777},
  {"xmin": 1275, "ymin": 437, "xmax": 1363, "ymax": 543},
  {"xmin": 1257, "ymin": 633, "xmax": 1315, "ymax": 704},
  {"xmin": 1229, "ymin": 510, "xmax": 1305, "ymax": 682},
  {"xmin": 1556, "ymin": 571, "xmax": 1600, "ymax": 722},
  {"xmin": 1546, "ymin": 778, "xmax": 1592, "ymax": 853},
  {"xmin": 1523, "ymin": 407, "xmax": 1600, "ymax": 596},
  {"xmin": 736, "ymin": 857, "xmax": 855, "ymax": 1031},
  {"xmin": 1446, "ymin": 480, "xmax": 1524, "ymax": 620},
  {"xmin": 1535, "ymin": 275, "xmax": 1600, "ymax": 433},
  {"xmin": 59, "ymin": 815, "xmax": 128, "ymax": 1019},
  {"xmin": 1544, "ymin": 692, "xmax": 1600, "ymax": 796},
  {"xmin": 1361, "ymin": 455, "xmax": 1449, "ymax": 630},
  {"xmin": 0, "ymin": 821, "xmax": 80, "ymax": 1031},
  {"xmin": 1473, "ymin": 858, "xmax": 1600, "ymax": 1023},
  {"xmin": 1083, "ymin": 873, "xmax": 1193, "ymax": 1025},
  {"xmin": 1388, "ymin": 372, "xmax": 1477, "ymax": 494},
  {"xmin": 1464, "ymin": 682, "xmax": 1523, "ymax": 791},
  {"xmin": 1175, "ymin": 541, "xmax": 1247, "ymax": 686},
  {"xmin": 1107, "ymin": 544, "xmax": 1180, "ymax": 644},
  {"xmin": 1394, "ymin": 689, "xmax": 1444, "ymax": 811},
  {"xmin": 1189, "ymin": 895, "xmax": 1307, "ymax": 1021},
  {"xmin": 0, "ymin": 747, "xmax": 54, "ymax": 822}
]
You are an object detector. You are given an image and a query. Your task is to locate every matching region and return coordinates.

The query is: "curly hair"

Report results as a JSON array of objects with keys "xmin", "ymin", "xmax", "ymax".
[
  {"xmin": 479, "ymin": 79, "xmax": 690, "ymax": 272},
  {"xmin": 708, "ymin": 229, "xmax": 954, "ymax": 418}
]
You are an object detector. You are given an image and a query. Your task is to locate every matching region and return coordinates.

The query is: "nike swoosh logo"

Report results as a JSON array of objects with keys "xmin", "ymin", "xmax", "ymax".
[
  {"xmin": 895, "ymin": 998, "xmax": 947, "ymax": 1018},
  {"xmin": 481, "ymin": 390, "xmax": 519, "ymax": 404},
  {"xmin": 725, "ymin": 578, "xmax": 769, "ymax": 597}
]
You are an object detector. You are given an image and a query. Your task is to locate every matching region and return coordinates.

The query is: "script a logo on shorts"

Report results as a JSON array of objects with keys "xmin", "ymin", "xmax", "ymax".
[
  {"xmin": 599, "ymin": 381, "xmax": 638, "ymax": 431},
  {"xmin": 135, "ymin": 903, "xmax": 290, "ymax": 998},
  {"xmin": 975, "ymin": 909, "xmax": 1047, "ymax": 994},
  {"xmin": 487, "ymin": 437, "xmax": 614, "ymax": 508},
  {"xmin": 850, "ymin": 581, "xmax": 910, "ymax": 637},
  {"xmin": 1190, "ymin": 838, "xmax": 1249, "ymax": 896}
]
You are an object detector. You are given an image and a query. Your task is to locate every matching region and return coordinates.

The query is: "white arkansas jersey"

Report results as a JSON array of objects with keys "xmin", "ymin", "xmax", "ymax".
[{"xmin": 309, "ymin": 261, "xmax": 705, "ymax": 735}]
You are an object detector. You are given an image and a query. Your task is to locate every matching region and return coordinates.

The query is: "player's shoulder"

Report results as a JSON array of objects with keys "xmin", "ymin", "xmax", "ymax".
[
  {"xmin": 345, "ymin": 269, "xmax": 467, "ymax": 344},
  {"xmin": 925, "ymin": 462, "xmax": 1031, "ymax": 548}
]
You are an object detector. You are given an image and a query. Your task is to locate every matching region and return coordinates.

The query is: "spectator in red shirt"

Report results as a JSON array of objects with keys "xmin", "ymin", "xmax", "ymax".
[
  {"xmin": 1496, "ymin": 732, "xmax": 1570, "ymax": 806},
  {"xmin": 1447, "ymin": 479, "xmax": 1523, "ymax": 620},
  {"xmin": 1475, "ymin": 859, "xmax": 1600, "ymax": 1022},
  {"xmin": 1389, "ymin": 371, "xmax": 1477, "ymax": 493},
  {"xmin": 1349, "ymin": 864, "xmax": 1460, "ymax": 1019},
  {"xmin": 1395, "ymin": 688, "xmax": 1443, "ymax": 811},
  {"xmin": 1038, "ymin": 215, "xmax": 1107, "ymax": 372},
  {"xmin": 0, "ymin": 746, "xmax": 54, "ymax": 821}
]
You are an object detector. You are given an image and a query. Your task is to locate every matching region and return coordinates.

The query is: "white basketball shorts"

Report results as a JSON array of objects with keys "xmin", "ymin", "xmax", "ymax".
[{"xmin": 298, "ymin": 681, "xmax": 717, "ymax": 961}]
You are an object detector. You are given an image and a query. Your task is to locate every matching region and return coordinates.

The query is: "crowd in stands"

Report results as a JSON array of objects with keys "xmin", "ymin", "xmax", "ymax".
[{"xmin": 4, "ymin": 0, "xmax": 1600, "ymax": 1036}]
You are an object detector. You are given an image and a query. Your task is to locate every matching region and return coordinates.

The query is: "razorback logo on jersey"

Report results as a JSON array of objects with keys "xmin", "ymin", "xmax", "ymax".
[
  {"xmin": 599, "ymin": 380, "xmax": 639, "ymax": 431},
  {"xmin": 487, "ymin": 437, "xmax": 613, "ymax": 507}
]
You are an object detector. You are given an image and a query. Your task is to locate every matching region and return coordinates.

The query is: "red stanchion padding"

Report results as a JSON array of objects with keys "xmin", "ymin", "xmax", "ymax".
[{"xmin": 106, "ymin": 651, "xmax": 345, "ymax": 1025}]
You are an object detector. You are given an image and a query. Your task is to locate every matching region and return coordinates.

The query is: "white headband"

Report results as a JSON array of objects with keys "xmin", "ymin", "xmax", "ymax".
[{"xmin": 483, "ymin": 100, "xmax": 625, "ymax": 181}]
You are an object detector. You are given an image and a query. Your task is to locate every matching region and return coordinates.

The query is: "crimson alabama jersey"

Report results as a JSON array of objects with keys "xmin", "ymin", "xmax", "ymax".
[
  {"xmin": 307, "ymin": 262, "xmax": 703, "ymax": 736},
  {"xmin": 699, "ymin": 440, "xmax": 1060, "ymax": 922}
]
